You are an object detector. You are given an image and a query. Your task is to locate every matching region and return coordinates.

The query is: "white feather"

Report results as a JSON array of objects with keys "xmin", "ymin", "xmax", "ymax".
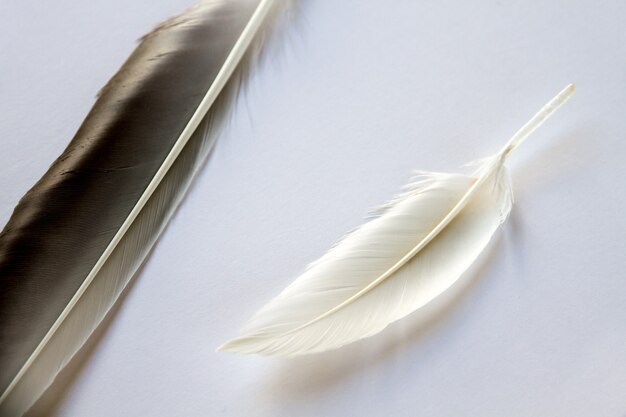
[{"xmin": 219, "ymin": 84, "xmax": 575, "ymax": 356}]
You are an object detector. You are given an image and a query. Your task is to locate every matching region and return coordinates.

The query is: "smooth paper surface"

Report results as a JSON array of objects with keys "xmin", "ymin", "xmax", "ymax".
[{"xmin": 1, "ymin": 1, "xmax": 625, "ymax": 416}]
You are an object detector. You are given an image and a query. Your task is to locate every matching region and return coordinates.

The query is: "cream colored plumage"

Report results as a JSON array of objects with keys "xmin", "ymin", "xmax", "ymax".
[{"xmin": 219, "ymin": 84, "xmax": 575, "ymax": 356}]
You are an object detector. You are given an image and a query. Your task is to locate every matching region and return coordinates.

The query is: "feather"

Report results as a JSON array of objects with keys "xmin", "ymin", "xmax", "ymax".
[
  {"xmin": 0, "ymin": 0, "xmax": 289, "ymax": 414},
  {"xmin": 219, "ymin": 84, "xmax": 576, "ymax": 356}
]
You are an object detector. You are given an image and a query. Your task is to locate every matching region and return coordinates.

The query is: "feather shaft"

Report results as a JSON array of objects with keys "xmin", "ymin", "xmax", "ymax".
[{"xmin": 500, "ymin": 84, "xmax": 575, "ymax": 159}]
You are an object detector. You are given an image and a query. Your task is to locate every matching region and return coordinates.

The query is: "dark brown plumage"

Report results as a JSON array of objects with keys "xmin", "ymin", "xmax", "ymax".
[{"xmin": 0, "ymin": 1, "xmax": 276, "ymax": 414}]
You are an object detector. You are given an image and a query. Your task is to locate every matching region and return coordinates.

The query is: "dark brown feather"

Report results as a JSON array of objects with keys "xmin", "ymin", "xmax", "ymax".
[{"xmin": 0, "ymin": 0, "xmax": 256, "ymax": 398}]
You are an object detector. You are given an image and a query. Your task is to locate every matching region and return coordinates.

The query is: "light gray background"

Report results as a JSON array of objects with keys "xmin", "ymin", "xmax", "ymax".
[{"xmin": 1, "ymin": 1, "xmax": 625, "ymax": 416}]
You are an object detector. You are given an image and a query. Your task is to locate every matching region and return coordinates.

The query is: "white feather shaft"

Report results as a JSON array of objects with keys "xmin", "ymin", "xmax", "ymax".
[{"xmin": 500, "ymin": 84, "xmax": 575, "ymax": 159}]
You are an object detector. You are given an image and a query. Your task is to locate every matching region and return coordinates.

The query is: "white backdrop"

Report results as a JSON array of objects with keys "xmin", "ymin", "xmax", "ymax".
[{"xmin": 1, "ymin": 1, "xmax": 626, "ymax": 416}]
